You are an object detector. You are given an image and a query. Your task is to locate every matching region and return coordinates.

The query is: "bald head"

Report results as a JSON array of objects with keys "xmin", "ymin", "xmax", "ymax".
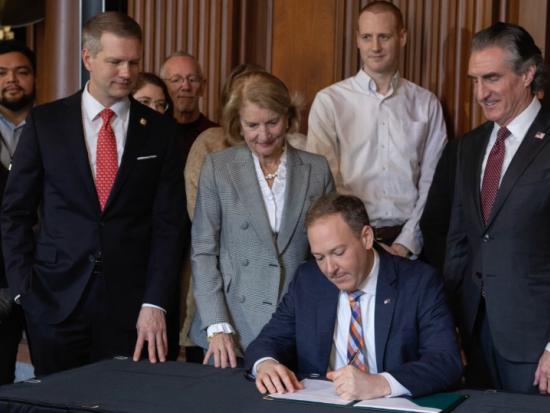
[{"xmin": 160, "ymin": 53, "xmax": 204, "ymax": 123}]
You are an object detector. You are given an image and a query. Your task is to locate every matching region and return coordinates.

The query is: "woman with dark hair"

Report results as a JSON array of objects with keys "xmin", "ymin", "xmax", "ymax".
[{"xmin": 132, "ymin": 72, "xmax": 171, "ymax": 114}]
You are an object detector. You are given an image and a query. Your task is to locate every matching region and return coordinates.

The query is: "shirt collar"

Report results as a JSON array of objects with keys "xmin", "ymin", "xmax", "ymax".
[
  {"xmin": 494, "ymin": 96, "xmax": 541, "ymax": 141},
  {"xmin": 0, "ymin": 111, "xmax": 27, "ymax": 130},
  {"xmin": 355, "ymin": 69, "xmax": 400, "ymax": 97},
  {"xmin": 82, "ymin": 82, "xmax": 130, "ymax": 123},
  {"xmin": 355, "ymin": 249, "xmax": 379, "ymax": 295}
]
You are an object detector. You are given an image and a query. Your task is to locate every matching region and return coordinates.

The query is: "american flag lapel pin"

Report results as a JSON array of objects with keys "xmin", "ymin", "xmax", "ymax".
[
  {"xmin": 534, "ymin": 131, "xmax": 545, "ymax": 140},
  {"xmin": 139, "ymin": 117, "xmax": 147, "ymax": 126}
]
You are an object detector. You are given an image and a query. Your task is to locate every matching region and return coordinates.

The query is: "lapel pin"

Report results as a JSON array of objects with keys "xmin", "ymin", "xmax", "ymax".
[
  {"xmin": 384, "ymin": 298, "xmax": 391, "ymax": 305},
  {"xmin": 534, "ymin": 131, "xmax": 545, "ymax": 140},
  {"xmin": 139, "ymin": 118, "xmax": 147, "ymax": 126},
  {"xmin": 8, "ymin": 163, "xmax": 12, "ymax": 171}
]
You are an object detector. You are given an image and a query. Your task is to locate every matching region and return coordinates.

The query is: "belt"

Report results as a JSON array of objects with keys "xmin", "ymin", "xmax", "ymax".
[{"xmin": 372, "ymin": 225, "xmax": 403, "ymax": 244}]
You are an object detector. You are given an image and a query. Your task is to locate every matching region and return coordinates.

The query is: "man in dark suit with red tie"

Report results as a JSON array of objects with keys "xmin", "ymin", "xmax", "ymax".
[
  {"xmin": 1, "ymin": 12, "xmax": 186, "ymax": 376},
  {"xmin": 445, "ymin": 22, "xmax": 550, "ymax": 394}
]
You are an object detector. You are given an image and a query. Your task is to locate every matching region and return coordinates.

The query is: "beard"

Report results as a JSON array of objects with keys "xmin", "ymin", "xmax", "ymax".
[{"xmin": 0, "ymin": 88, "xmax": 35, "ymax": 112}]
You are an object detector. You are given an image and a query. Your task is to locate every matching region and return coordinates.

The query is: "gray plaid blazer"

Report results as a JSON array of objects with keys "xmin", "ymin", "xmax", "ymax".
[{"xmin": 189, "ymin": 144, "xmax": 334, "ymax": 351}]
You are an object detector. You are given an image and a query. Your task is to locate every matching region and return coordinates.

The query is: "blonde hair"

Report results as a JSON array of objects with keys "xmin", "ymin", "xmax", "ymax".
[{"xmin": 222, "ymin": 71, "xmax": 301, "ymax": 145}]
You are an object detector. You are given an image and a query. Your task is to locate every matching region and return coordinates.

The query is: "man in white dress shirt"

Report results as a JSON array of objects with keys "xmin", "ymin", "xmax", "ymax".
[
  {"xmin": 245, "ymin": 193, "xmax": 462, "ymax": 400},
  {"xmin": 307, "ymin": 1, "xmax": 446, "ymax": 258}
]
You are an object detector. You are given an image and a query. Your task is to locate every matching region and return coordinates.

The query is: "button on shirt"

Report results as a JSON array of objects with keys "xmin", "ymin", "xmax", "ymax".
[
  {"xmin": 0, "ymin": 113, "xmax": 26, "ymax": 169},
  {"xmin": 307, "ymin": 70, "xmax": 447, "ymax": 255},
  {"xmin": 328, "ymin": 250, "xmax": 410, "ymax": 397}
]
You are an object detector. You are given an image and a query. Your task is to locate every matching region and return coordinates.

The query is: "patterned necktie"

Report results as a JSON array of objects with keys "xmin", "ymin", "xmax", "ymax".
[
  {"xmin": 96, "ymin": 108, "xmax": 118, "ymax": 210},
  {"xmin": 347, "ymin": 290, "xmax": 367, "ymax": 371},
  {"xmin": 480, "ymin": 126, "xmax": 510, "ymax": 223}
]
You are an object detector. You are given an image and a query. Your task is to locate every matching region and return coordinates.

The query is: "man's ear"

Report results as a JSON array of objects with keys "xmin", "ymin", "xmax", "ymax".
[
  {"xmin": 523, "ymin": 64, "xmax": 536, "ymax": 89},
  {"xmin": 361, "ymin": 225, "xmax": 374, "ymax": 250},
  {"xmin": 82, "ymin": 48, "xmax": 92, "ymax": 71},
  {"xmin": 399, "ymin": 28, "xmax": 408, "ymax": 48}
]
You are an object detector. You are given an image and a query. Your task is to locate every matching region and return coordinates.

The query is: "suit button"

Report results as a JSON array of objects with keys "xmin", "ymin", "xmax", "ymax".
[
  {"xmin": 482, "ymin": 234, "xmax": 490, "ymax": 243},
  {"xmin": 241, "ymin": 222, "xmax": 249, "ymax": 230},
  {"xmin": 241, "ymin": 259, "xmax": 249, "ymax": 266},
  {"xmin": 88, "ymin": 254, "xmax": 95, "ymax": 262},
  {"xmin": 238, "ymin": 295, "xmax": 245, "ymax": 303}
]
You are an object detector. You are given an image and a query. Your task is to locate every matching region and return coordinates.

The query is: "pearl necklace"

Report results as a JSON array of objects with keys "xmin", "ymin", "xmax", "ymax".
[{"xmin": 264, "ymin": 171, "xmax": 278, "ymax": 181}]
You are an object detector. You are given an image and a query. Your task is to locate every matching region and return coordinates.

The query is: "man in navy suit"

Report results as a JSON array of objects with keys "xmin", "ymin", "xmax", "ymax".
[
  {"xmin": 1, "ymin": 12, "xmax": 186, "ymax": 375},
  {"xmin": 245, "ymin": 194, "xmax": 462, "ymax": 400}
]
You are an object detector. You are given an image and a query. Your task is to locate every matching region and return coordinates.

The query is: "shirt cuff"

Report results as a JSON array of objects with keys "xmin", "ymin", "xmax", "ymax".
[
  {"xmin": 545, "ymin": 342, "xmax": 550, "ymax": 352},
  {"xmin": 207, "ymin": 322, "xmax": 235, "ymax": 337},
  {"xmin": 252, "ymin": 357, "xmax": 279, "ymax": 377},
  {"xmin": 379, "ymin": 372, "xmax": 411, "ymax": 397},
  {"xmin": 394, "ymin": 226, "xmax": 422, "ymax": 256},
  {"xmin": 141, "ymin": 303, "xmax": 166, "ymax": 313}
]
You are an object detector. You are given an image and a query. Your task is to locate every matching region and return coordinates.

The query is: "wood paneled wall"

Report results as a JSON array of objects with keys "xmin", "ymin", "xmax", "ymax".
[{"xmin": 31, "ymin": 0, "xmax": 549, "ymax": 137}]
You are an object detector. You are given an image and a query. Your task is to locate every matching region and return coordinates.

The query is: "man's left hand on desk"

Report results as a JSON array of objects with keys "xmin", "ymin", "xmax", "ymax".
[
  {"xmin": 327, "ymin": 365, "xmax": 390, "ymax": 400},
  {"xmin": 133, "ymin": 307, "xmax": 167, "ymax": 363}
]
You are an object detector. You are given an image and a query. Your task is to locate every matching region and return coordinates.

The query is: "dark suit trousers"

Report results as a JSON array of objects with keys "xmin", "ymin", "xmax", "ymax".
[
  {"xmin": 466, "ymin": 299, "xmax": 538, "ymax": 394},
  {"xmin": 0, "ymin": 305, "xmax": 24, "ymax": 385},
  {"xmin": 25, "ymin": 270, "xmax": 137, "ymax": 377}
]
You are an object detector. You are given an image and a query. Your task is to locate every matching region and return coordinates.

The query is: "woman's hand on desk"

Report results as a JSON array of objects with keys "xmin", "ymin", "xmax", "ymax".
[{"xmin": 203, "ymin": 332, "xmax": 238, "ymax": 368}]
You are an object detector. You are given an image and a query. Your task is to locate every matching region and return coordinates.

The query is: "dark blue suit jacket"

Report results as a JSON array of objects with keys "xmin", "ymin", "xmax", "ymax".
[
  {"xmin": 1, "ymin": 92, "xmax": 187, "ymax": 328},
  {"xmin": 245, "ymin": 250, "xmax": 462, "ymax": 397}
]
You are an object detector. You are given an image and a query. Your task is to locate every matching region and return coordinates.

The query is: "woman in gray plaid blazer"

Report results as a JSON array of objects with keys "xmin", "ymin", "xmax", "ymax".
[{"xmin": 189, "ymin": 72, "xmax": 334, "ymax": 367}]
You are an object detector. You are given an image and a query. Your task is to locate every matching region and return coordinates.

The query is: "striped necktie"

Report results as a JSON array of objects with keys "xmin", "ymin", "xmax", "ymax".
[{"xmin": 347, "ymin": 290, "xmax": 367, "ymax": 371}]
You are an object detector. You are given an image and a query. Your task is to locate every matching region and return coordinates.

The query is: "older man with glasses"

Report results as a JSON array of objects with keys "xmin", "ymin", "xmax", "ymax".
[{"xmin": 160, "ymin": 52, "xmax": 217, "ymax": 166}]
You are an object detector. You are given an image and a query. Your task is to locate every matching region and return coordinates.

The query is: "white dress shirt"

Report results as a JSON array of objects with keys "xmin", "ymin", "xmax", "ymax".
[
  {"xmin": 253, "ymin": 251, "xmax": 411, "ymax": 397},
  {"xmin": 480, "ymin": 96, "xmax": 541, "ymax": 187},
  {"xmin": 307, "ymin": 70, "xmax": 447, "ymax": 255},
  {"xmin": 81, "ymin": 84, "xmax": 163, "ymax": 313},
  {"xmin": 207, "ymin": 149, "xmax": 288, "ymax": 337},
  {"xmin": 81, "ymin": 84, "xmax": 129, "ymax": 178}
]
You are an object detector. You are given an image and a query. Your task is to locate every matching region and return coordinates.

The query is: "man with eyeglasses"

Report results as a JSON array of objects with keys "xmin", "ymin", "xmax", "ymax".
[{"xmin": 160, "ymin": 52, "xmax": 217, "ymax": 166}]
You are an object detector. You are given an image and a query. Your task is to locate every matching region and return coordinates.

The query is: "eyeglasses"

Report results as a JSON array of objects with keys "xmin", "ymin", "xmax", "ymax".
[
  {"xmin": 162, "ymin": 75, "xmax": 202, "ymax": 86},
  {"xmin": 136, "ymin": 97, "xmax": 169, "ymax": 113}
]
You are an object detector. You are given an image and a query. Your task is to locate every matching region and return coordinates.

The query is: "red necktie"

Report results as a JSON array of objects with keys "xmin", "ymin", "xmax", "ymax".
[
  {"xmin": 481, "ymin": 126, "xmax": 510, "ymax": 223},
  {"xmin": 347, "ymin": 290, "xmax": 367, "ymax": 371},
  {"xmin": 96, "ymin": 108, "xmax": 118, "ymax": 210}
]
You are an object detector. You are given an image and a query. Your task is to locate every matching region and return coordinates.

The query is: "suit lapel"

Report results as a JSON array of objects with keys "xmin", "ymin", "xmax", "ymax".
[
  {"xmin": 103, "ymin": 99, "xmax": 149, "ymax": 212},
  {"xmin": 227, "ymin": 146, "xmax": 278, "ymax": 256},
  {"xmin": 374, "ymin": 250, "xmax": 397, "ymax": 372},
  {"xmin": 277, "ymin": 147, "xmax": 309, "ymax": 254},
  {"xmin": 486, "ymin": 108, "xmax": 550, "ymax": 228},
  {"xmin": 317, "ymin": 284, "xmax": 339, "ymax": 371},
  {"xmin": 63, "ymin": 92, "xmax": 100, "ymax": 211}
]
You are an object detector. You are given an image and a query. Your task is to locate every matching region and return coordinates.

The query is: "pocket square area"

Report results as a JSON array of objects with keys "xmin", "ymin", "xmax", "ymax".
[{"xmin": 137, "ymin": 155, "xmax": 158, "ymax": 160}]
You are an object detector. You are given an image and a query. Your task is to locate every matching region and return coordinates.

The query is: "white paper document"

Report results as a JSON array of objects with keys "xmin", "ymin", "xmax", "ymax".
[
  {"xmin": 267, "ymin": 378, "xmax": 352, "ymax": 406},
  {"xmin": 354, "ymin": 397, "xmax": 441, "ymax": 412}
]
